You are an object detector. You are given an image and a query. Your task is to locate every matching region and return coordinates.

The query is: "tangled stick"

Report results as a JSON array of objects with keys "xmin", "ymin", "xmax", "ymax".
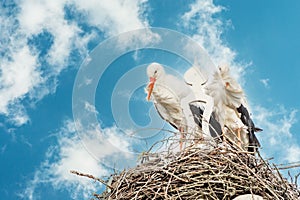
[
  {"xmin": 71, "ymin": 129, "xmax": 300, "ymax": 200},
  {"xmin": 87, "ymin": 142, "xmax": 299, "ymax": 200}
]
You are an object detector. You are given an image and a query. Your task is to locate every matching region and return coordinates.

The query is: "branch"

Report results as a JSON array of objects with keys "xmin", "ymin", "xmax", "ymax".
[{"xmin": 70, "ymin": 170, "xmax": 113, "ymax": 190}]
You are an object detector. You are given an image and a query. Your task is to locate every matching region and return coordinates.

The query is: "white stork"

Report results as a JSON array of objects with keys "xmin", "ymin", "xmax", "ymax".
[
  {"xmin": 145, "ymin": 62, "xmax": 194, "ymax": 150},
  {"xmin": 183, "ymin": 62, "xmax": 222, "ymax": 140},
  {"xmin": 206, "ymin": 64, "xmax": 261, "ymax": 151}
]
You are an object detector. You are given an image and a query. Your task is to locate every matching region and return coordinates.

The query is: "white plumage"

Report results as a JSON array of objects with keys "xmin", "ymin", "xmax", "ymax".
[
  {"xmin": 183, "ymin": 64, "xmax": 216, "ymax": 139},
  {"xmin": 145, "ymin": 62, "xmax": 260, "ymax": 151},
  {"xmin": 146, "ymin": 63, "xmax": 195, "ymax": 150},
  {"xmin": 206, "ymin": 64, "xmax": 249, "ymax": 149}
]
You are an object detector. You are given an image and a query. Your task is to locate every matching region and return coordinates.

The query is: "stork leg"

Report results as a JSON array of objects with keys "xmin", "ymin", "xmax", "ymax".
[
  {"xmin": 179, "ymin": 127, "xmax": 185, "ymax": 151},
  {"xmin": 237, "ymin": 128, "xmax": 242, "ymax": 148},
  {"xmin": 222, "ymin": 127, "xmax": 227, "ymax": 144}
]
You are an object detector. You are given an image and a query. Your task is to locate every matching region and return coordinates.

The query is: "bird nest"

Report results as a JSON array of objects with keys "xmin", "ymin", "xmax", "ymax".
[
  {"xmin": 89, "ymin": 139, "xmax": 299, "ymax": 200},
  {"xmin": 72, "ymin": 138, "xmax": 300, "ymax": 200}
]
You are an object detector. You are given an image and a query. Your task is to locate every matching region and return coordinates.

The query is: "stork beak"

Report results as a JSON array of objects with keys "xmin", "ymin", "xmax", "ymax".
[{"xmin": 147, "ymin": 77, "xmax": 156, "ymax": 101}]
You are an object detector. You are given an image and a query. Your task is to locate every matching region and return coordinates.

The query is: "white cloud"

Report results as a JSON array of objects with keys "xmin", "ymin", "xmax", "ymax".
[
  {"xmin": 0, "ymin": 0, "xmax": 152, "ymax": 126},
  {"xmin": 0, "ymin": 25, "xmax": 41, "ymax": 125},
  {"xmin": 6, "ymin": 103, "xmax": 31, "ymax": 126},
  {"xmin": 0, "ymin": 145, "xmax": 7, "ymax": 154},
  {"xmin": 253, "ymin": 105, "xmax": 299, "ymax": 163},
  {"xmin": 84, "ymin": 101, "xmax": 98, "ymax": 114},
  {"xmin": 260, "ymin": 78, "xmax": 270, "ymax": 88},
  {"xmin": 21, "ymin": 120, "xmax": 136, "ymax": 199},
  {"xmin": 181, "ymin": 0, "xmax": 248, "ymax": 83},
  {"xmin": 70, "ymin": 0, "xmax": 149, "ymax": 35},
  {"xmin": 20, "ymin": 120, "xmax": 104, "ymax": 199},
  {"xmin": 286, "ymin": 145, "xmax": 300, "ymax": 163},
  {"xmin": 68, "ymin": 0, "xmax": 160, "ymax": 50},
  {"xmin": 17, "ymin": 0, "xmax": 97, "ymax": 80}
]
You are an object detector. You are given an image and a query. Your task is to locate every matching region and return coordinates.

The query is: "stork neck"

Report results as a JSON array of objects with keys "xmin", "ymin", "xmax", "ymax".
[{"xmin": 154, "ymin": 75, "xmax": 164, "ymax": 84}]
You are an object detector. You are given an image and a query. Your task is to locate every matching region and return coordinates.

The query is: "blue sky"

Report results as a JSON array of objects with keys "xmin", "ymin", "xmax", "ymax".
[{"xmin": 1, "ymin": 0, "xmax": 300, "ymax": 199}]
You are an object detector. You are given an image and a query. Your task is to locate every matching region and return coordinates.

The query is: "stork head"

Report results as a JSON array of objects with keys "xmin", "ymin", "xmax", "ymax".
[
  {"xmin": 217, "ymin": 64, "xmax": 231, "ymax": 87},
  {"xmin": 218, "ymin": 63, "xmax": 230, "ymax": 76},
  {"xmin": 146, "ymin": 62, "xmax": 165, "ymax": 80},
  {"xmin": 146, "ymin": 62, "xmax": 165, "ymax": 101}
]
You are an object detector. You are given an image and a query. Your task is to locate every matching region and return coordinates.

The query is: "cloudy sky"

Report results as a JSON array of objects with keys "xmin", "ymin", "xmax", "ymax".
[{"xmin": 1, "ymin": 0, "xmax": 300, "ymax": 199}]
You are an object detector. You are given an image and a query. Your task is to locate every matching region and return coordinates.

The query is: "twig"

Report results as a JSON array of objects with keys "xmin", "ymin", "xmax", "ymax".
[
  {"xmin": 93, "ymin": 140, "xmax": 300, "ymax": 199},
  {"xmin": 70, "ymin": 170, "xmax": 113, "ymax": 190}
]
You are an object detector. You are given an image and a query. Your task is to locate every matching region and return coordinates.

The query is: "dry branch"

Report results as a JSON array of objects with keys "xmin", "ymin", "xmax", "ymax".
[
  {"xmin": 70, "ymin": 170, "xmax": 113, "ymax": 190},
  {"xmin": 71, "ymin": 132, "xmax": 300, "ymax": 200},
  {"xmin": 96, "ymin": 143, "xmax": 299, "ymax": 200}
]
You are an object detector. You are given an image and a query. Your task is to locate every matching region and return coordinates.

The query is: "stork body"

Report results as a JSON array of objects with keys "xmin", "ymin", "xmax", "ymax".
[
  {"xmin": 184, "ymin": 65, "xmax": 222, "ymax": 140},
  {"xmin": 206, "ymin": 65, "xmax": 261, "ymax": 151},
  {"xmin": 146, "ymin": 63, "xmax": 194, "ymax": 150},
  {"xmin": 223, "ymin": 105, "xmax": 249, "ymax": 149}
]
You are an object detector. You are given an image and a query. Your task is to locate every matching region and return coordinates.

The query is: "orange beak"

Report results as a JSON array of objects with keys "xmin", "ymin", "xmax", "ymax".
[
  {"xmin": 147, "ymin": 77, "xmax": 156, "ymax": 101},
  {"xmin": 225, "ymin": 82, "xmax": 230, "ymax": 88}
]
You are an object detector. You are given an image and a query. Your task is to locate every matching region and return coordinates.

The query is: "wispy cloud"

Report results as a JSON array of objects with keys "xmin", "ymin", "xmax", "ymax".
[
  {"xmin": 0, "ymin": 0, "xmax": 152, "ymax": 126},
  {"xmin": 21, "ymin": 120, "xmax": 136, "ymax": 199},
  {"xmin": 84, "ymin": 101, "xmax": 98, "ymax": 114},
  {"xmin": 253, "ymin": 105, "xmax": 299, "ymax": 163},
  {"xmin": 260, "ymin": 78, "xmax": 270, "ymax": 89},
  {"xmin": 70, "ymin": 0, "xmax": 149, "ymax": 35},
  {"xmin": 180, "ymin": 0, "xmax": 249, "ymax": 83},
  {"xmin": 21, "ymin": 127, "xmax": 105, "ymax": 199},
  {"xmin": 0, "ymin": 145, "xmax": 7, "ymax": 154},
  {"xmin": 286, "ymin": 145, "xmax": 300, "ymax": 163},
  {"xmin": 0, "ymin": 12, "xmax": 42, "ymax": 125}
]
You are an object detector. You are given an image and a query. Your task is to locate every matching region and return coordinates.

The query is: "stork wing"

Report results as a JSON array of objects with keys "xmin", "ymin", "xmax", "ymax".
[
  {"xmin": 225, "ymin": 88, "xmax": 244, "ymax": 108},
  {"xmin": 184, "ymin": 66, "xmax": 217, "ymax": 137},
  {"xmin": 248, "ymin": 133, "xmax": 261, "ymax": 152},
  {"xmin": 154, "ymin": 102, "xmax": 178, "ymax": 130},
  {"xmin": 237, "ymin": 104, "xmax": 262, "ymax": 152},
  {"xmin": 189, "ymin": 103, "xmax": 222, "ymax": 139}
]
